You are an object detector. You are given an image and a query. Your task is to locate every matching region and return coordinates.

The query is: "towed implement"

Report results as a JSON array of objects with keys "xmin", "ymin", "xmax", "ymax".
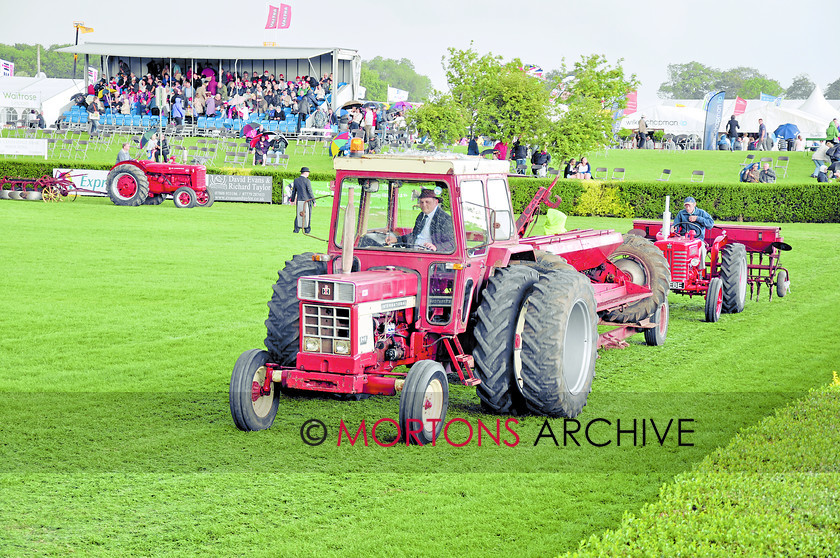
[{"xmin": 231, "ymin": 155, "xmax": 671, "ymax": 444}]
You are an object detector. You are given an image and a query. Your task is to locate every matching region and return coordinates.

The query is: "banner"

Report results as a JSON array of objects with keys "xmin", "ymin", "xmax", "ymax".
[
  {"xmin": 1, "ymin": 59, "xmax": 14, "ymax": 77},
  {"xmin": 387, "ymin": 86, "xmax": 408, "ymax": 103},
  {"xmin": 702, "ymin": 91, "xmax": 725, "ymax": 150},
  {"xmin": 760, "ymin": 92, "xmax": 783, "ymax": 106},
  {"xmin": 0, "ymin": 90, "xmax": 41, "ymax": 109},
  {"xmin": 88, "ymin": 67, "xmax": 98, "ymax": 83},
  {"xmin": 265, "ymin": 4, "xmax": 292, "ymax": 29},
  {"xmin": 0, "ymin": 138, "xmax": 47, "ymax": 158},
  {"xmin": 734, "ymin": 97, "xmax": 747, "ymax": 116},
  {"xmin": 624, "ymin": 91, "xmax": 637, "ymax": 115}
]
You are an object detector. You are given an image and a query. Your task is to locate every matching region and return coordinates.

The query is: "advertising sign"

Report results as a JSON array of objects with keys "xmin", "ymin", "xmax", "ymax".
[{"xmin": 0, "ymin": 138, "xmax": 47, "ymax": 158}]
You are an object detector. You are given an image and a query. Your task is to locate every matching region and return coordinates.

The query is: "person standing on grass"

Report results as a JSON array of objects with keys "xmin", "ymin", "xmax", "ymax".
[
  {"xmin": 726, "ymin": 115, "xmax": 739, "ymax": 151},
  {"xmin": 116, "ymin": 142, "xmax": 131, "ymax": 163},
  {"xmin": 290, "ymin": 167, "xmax": 315, "ymax": 234},
  {"xmin": 757, "ymin": 118, "xmax": 768, "ymax": 150}
]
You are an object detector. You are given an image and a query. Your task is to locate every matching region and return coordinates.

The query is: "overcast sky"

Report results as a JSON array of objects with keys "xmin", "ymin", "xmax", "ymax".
[{"xmin": 1, "ymin": 0, "xmax": 827, "ymax": 105}]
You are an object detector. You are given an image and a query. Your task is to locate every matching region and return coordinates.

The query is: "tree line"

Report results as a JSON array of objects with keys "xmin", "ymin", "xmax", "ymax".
[
  {"xmin": 658, "ymin": 62, "xmax": 840, "ymax": 99},
  {"xmin": 0, "ymin": 43, "xmax": 101, "ymax": 79}
]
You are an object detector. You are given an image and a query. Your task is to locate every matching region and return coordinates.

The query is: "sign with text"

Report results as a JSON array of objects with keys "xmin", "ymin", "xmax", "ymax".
[
  {"xmin": 1, "ymin": 138, "xmax": 47, "ymax": 158},
  {"xmin": 207, "ymin": 174, "xmax": 273, "ymax": 202},
  {"xmin": 53, "ymin": 168, "xmax": 109, "ymax": 195},
  {"xmin": 0, "ymin": 90, "xmax": 41, "ymax": 109}
]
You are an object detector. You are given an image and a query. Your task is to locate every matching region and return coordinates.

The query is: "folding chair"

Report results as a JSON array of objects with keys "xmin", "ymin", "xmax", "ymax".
[
  {"xmin": 593, "ymin": 167, "xmax": 608, "ymax": 179},
  {"xmin": 739, "ymin": 153, "xmax": 755, "ymax": 168},
  {"xmin": 657, "ymin": 169, "xmax": 672, "ymax": 182},
  {"xmin": 775, "ymin": 156, "xmax": 790, "ymax": 178},
  {"xmin": 611, "ymin": 167, "xmax": 625, "ymax": 180},
  {"xmin": 690, "ymin": 170, "xmax": 705, "ymax": 183}
]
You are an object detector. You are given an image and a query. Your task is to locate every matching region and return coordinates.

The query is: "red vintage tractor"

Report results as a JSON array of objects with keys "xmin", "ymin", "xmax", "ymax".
[
  {"xmin": 106, "ymin": 160, "xmax": 214, "ymax": 208},
  {"xmin": 230, "ymin": 155, "xmax": 671, "ymax": 444},
  {"xmin": 630, "ymin": 196, "xmax": 791, "ymax": 322}
]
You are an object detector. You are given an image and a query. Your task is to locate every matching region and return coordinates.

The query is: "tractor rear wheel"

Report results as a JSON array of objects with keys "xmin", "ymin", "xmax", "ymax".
[
  {"xmin": 473, "ymin": 266, "xmax": 540, "ymax": 414},
  {"xmin": 196, "ymin": 187, "xmax": 215, "ymax": 208},
  {"xmin": 229, "ymin": 349, "xmax": 279, "ymax": 431},
  {"xmin": 106, "ymin": 163, "xmax": 149, "ymax": 206},
  {"xmin": 518, "ymin": 270, "xmax": 598, "ymax": 417},
  {"xmin": 720, "ymin": 243, "xmax": 747, "ymax": 313},
  {"xmin": 399, "ymin": 360, "xmax": 448, "ymax": 445},
  {"xmin": 143, "ymin": 194, "xmax": 165, "ymax": 205},
  {"xmin": 705, "ymin": 277, "xmax": 723, "ymax": 322},
  {"xmin": 776, "ymin": 269, "xmax": 789, "ymax": 298},
  {"xmin": 173, "ymin": 186, "xmax": 197, "ymax": 208},
  {"xmin": 264, "ymin": 253, "xmax": 328, "ymax": 366},
  {"xmin": 601, "ymin": 235, "xmax": 670, "ymax": 324},
  {"xmin": 514, "ymin": 250, "xmax": 575, "ymax": 273}
]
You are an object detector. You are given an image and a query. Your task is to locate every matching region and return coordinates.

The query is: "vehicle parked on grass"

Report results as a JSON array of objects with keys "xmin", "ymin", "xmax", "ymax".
[
  {"xmin": 106, "ymin": 160, "xmax": 214, "ymax": 208},
  {"xmin": 630, "ymin": 196, "xmax": 791, "ymax": 322},
  {"xmin": 230, "ymin": 155, "xmax": 670, "ymax": 444}
]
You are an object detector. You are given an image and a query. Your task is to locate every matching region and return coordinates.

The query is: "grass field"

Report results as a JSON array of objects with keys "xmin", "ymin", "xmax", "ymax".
[
  {"xmin": 1, "ymin": 128, "xmax": 820, "ymax": 183},
  {"xmin": 1, "ymin": 196, "xmax": 838, "ymax": 556}
]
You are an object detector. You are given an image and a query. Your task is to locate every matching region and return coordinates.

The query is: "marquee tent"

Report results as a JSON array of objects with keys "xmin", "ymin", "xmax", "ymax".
[
  {"xmin": 797, "ymin": 85, "xmax": 840, "ymax": 124},
  {"xmin": 0, "ymin": 76, "xmax": 85, "ymax": 127}
]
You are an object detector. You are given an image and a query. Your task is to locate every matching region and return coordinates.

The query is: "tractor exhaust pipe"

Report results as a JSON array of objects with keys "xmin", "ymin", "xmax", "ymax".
[
  {"xmin": 340, "ymin": 184, "xmax": 356, "ymax": 274},
  {"xmin": 658, "ymin": 195, "xmax": 671, "ymax": 240}
]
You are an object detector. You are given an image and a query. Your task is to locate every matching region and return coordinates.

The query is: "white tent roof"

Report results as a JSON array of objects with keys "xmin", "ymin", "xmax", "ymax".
[
  {"xmin": 57, "ymin": 42, "xmax": 355, "ymax": 61},
  {"xmin": 797, "ymin": 85, "xmax": 840, "ymax": 123},
  {"xmin": 0, "ymin": 76, "xmax": 84, "ymax": 101}
]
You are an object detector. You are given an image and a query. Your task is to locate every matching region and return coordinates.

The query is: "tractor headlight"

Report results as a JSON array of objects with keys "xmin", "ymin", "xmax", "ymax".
[
  {"xmin": 690, "ymin": 257, "xmax": 700, "ymax": 267},
  {"xmin": 304, "ymin": 337, "xmax": 321, "ymax": 352},
  {"xmin": 334, "ymin": 339, "xmax": 350, "ymax": 355}
]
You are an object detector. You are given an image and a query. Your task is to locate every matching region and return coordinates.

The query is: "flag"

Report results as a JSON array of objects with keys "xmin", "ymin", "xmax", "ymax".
[
  {"xmin": 623, "ymin": 90, "xmax": 637, "ymax": 115},
  {"xmin": 734, "ymin": 96, "xmax": 747, "ymax": 116},
  {"xmin": 265, "ymin": 4, "xmax": 292, "ymax": 29},
  {"xmin": 387, "ymin": 86, "xmax": 409, "ymax": 103},
  {"xmin": 1, "ymin": 59, "xmax": 14, "ymax": 77},
  {"xmin": 88, "ymin": 67, "xmax": 98, "ymax": 82},
  {"xmin": 521, "ymin": 64, "xmax": 544, "ymax": 80},
  {"xmin": 702, "ymin": 91, "xmax": 725, "ymax": 151},
  {"xmin": 79, "ymin": 25, "xmax": 94, "ymax": 33}
]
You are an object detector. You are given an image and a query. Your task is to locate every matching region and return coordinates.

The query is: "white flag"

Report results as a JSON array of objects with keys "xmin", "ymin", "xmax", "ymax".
[{"xmin": 387, "ymin": 86, "xmax": 409, "ymax": 103}]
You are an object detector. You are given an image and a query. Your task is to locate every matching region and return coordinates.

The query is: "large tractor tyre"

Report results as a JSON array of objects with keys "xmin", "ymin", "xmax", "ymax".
[
  {"xmin": 473, "ymin": 266, "xmax": 541, "ymax": 414},
  {"xmin": 264, "ymin": 253, "xmax": 328, "ymax": 366},
  {"xmin": 776, "ymin": 269, "xmax": 790, "ymax": 298},
  {"xmin": 173, "ymin": 186, "xmax": 198, "ymax": 208},
  {"xmin": 705, "ymin": 277, "xmax": 723, "ymax": 323},
  {"xmin": 196, "ymin": 187, "xmax": 215, "ymax": 208},
  {"xmin": 143, "ymin": 194, "xmax": 165, "ymax": 205},
  {"xmin": 513, "ymin": 250, "xmax": 576, "ymax": 274},
  {"xmin": 106, "ymin": 163, "xmax": 149, "ymax": 206},
  {"xmin": 399, "ymin": 360, "xmax": 448, "ymax": 445},
  {"xmin": 518, "ymin": 270, "xmax": 598, "ymax": 417},
  {"xmin": 600, "ymin": 234, "xmax": 670, "ymax": 324},
  {"xmin": 720, "ymin": 243, "xmax": 748, "ymax": 313},
  {"xmin": 229, "ymin": 349, "xmax": 279, "ymax": 431}
]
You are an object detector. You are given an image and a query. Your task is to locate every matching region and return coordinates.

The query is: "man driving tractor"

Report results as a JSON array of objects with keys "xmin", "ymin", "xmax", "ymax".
[{"xmin": 672, "ymin": 196, "xmax": 714, "ymax": 242}]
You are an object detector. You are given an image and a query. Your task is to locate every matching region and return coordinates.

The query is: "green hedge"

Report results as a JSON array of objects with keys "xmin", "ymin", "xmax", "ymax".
[{"xmin": 3, "ymin": 161, "xmax": 838, "ymax": 222}]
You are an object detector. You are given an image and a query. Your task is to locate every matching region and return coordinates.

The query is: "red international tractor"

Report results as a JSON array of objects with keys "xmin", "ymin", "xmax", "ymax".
[
  {"xmin": 630, "ymin": 196, "xmax": 791, "ymax": 322},
  {"xmin": 230, "ymin": 156, "xmax": 671, "ymax": 444},
  {"xmin": 106, "ymin": 160, "xmax": 214, "ymax": 208}
]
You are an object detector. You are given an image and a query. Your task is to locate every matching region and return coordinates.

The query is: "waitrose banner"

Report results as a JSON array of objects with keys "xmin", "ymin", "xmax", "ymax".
[
  {"xmin": 0, "ymin": 90, "xmax": 40, "ymax": 109},
  {"xmin": 54, "ymin": 167, "xmax": 274, "ymax": 202}
]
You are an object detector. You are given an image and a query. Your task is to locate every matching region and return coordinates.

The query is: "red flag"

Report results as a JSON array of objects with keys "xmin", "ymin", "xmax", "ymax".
[
  {"xmin": 265, "ymin": 4, "xmax": 292, "ymax": 29},
  {"xmin": 623, "ymin": 90, "xmax": 637, "ymax": 115},
  {"xmin": 734, "ymin": 97, "xmax": 747, "ymax": 116}
]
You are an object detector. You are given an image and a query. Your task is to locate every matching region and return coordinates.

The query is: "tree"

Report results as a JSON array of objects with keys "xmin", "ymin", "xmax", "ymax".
[
  {"xmin": 363, "ymin": 57, "xmax": 432, "ymax": 101},
  {"xmin": 715, "ymin": 66, "xmax": 763, "ymax": 97},
  {"xmin": 442, "ymin": 44, "xmax": 504, "ymax": 139},
  {"xmin": 359, "ymin": 66, "xmax": 386, "ymax": 102},
  {"xmin": 785, "ymin": 73, "xmax": 815, "ymax": 99},
  {"xmin": 406, "ymin": 92, "xmax": 468, "ymax": 145},
  {"xmin": 826, "ymin": 77, "xmax": 840, "ymax": 99},
  {"xmin": 0, "ymin": 43, "xmax": 101, "ymax": 79},
  {"xmin": 740, "ymin": 77, "xmax": 784, "ymax": 99},
  {"xmin": 658, "ymin": 62, "xmax": 719, "ymax": 99}
]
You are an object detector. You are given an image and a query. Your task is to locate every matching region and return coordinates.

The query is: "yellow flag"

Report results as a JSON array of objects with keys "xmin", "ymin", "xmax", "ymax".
[{"xmin": 80, "ymin": 26, "xmax": 94, "ymax": 33}]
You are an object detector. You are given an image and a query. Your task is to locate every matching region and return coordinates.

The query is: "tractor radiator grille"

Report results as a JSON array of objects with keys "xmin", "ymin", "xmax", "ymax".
[
  {"xmin": 302, "ymin": 305, "xmax": 351, "ymax": 354},
  {"xmin": 298, "ymin": 279, "xmax": 355, "ymax": 303},
  {"xmin": 669, "ymin": 248, "xmax": 688, "ymax": 281}
]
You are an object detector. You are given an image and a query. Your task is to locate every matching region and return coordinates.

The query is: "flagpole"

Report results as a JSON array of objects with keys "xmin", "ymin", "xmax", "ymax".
[{"xmin": 72, "ymin": 22, "xmax": 81, "ymax": 79}]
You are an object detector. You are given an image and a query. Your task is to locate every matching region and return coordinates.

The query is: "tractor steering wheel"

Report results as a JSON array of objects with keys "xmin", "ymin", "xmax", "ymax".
[{"xmin": 674, "ymin": 219, "xmax": 704, "ymax": 238}]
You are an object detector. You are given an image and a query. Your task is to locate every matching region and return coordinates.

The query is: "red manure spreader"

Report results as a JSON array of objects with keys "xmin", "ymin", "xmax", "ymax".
[
  {"xmin": 106, "ymin": 160, "xmax": 214, "ymax": 208},
  {"xmin": 631, "ymin": 196, "xmax": 791, "ymax": 322},
  {"xmin": 231, "ymin": 155, "xmax": 671, "ymax": 444}
]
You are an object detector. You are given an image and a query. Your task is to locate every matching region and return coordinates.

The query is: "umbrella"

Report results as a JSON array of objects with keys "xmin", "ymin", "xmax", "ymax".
[
  {"xmin": 341, "ymin": 100, "xmax": 363, "ymax": 110},
  {"xmin": 201, "ymin": 68, "xmax": 216, "ymax": 78},
  {"xmin": 242, "ymin": 124, "xmax": 261, "ymax": 138},
  {"xmin": 329, "ymin": 131, "xmax": 351, "ymax": 157},
  {"xmin": 69, "ymin": 93, "xmax": 86, "ymax": 103},
  {"xmin": 140, "ymin": 128, "xmax": 157, "ymax": 148},
  {"xmin": 773, "ymin": 123, "xmax": 800, "ymax": 140},
  {"xmin": 392, "ymin": 101, "xmax": 413, "ymax": 111},
  {"xmin": 362, "ymin": 101, "xmax": 378, "ymax": 110},
  {"xmin": 249, "ymin": 131, "xmax": 277, "ymax": 148}
]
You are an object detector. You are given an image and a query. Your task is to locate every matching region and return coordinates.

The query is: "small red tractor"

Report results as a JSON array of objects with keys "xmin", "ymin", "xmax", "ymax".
[
  {"xmin": 230, "ymin": 155, "xmax": 670, "ymax": 444},
  {"xmin": 106, "ymin": 160, "xmax": 214, "ymax": 208},
  {"xmin": 631, "ymin": 196, "xmax": 791, "ymax": 322}
]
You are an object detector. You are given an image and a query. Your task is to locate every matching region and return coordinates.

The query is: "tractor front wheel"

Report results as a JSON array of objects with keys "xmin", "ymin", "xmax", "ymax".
[
  {"xmin": 399, "ymin": 360, "xmax": 448, "ymax": 445},
  {"xmin": 106, "ymin": 163, "xmax": 149, "ymax": 206},
  {"xmin": 473, "ymin": 266, "xmax": 540, "ymax": 414},
  {"xmin": 229, "ymin": 349, "xmax": 279, "ymax": 431},
  {"xmin": 705, "ymin": 277, "xmax": 723, "ymax": 322},
  {"xmin": 776, "ymin": 269, "xmax": 789, "ymax": 298},
  {"xmin": 601, "ymin": 235, "xmax": 670, "ymax": 324},
  {"xmin": 643, "ymin": 300, "xmax": 669, "ymax": 346},
  {"xmin": 173, "ymin": 186, "xmax": 197, "ymax": 208},
  {"xmin": 518, "ymin": 270, "xmax": 598, "ymax": 417},
  {"xmin": 720, "ymin": 243, "xmax": 748, "ymax": 313},
  {"xmin": 196, "ymin": 187, "xmax": 215, "ymax": 208}
]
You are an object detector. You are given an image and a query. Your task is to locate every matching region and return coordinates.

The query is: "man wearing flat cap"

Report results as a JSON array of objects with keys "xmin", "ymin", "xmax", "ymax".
[
  {"xmin": 385, "ymin": 189, "xmax": 454, "ymax": 252},
  {"xmin": 672, "ymin": 196, "xmax": 714, "ymax": 243},
  {"xmin": 290, "ymin": 167, "xmax": 315, "ymax": 234}
]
